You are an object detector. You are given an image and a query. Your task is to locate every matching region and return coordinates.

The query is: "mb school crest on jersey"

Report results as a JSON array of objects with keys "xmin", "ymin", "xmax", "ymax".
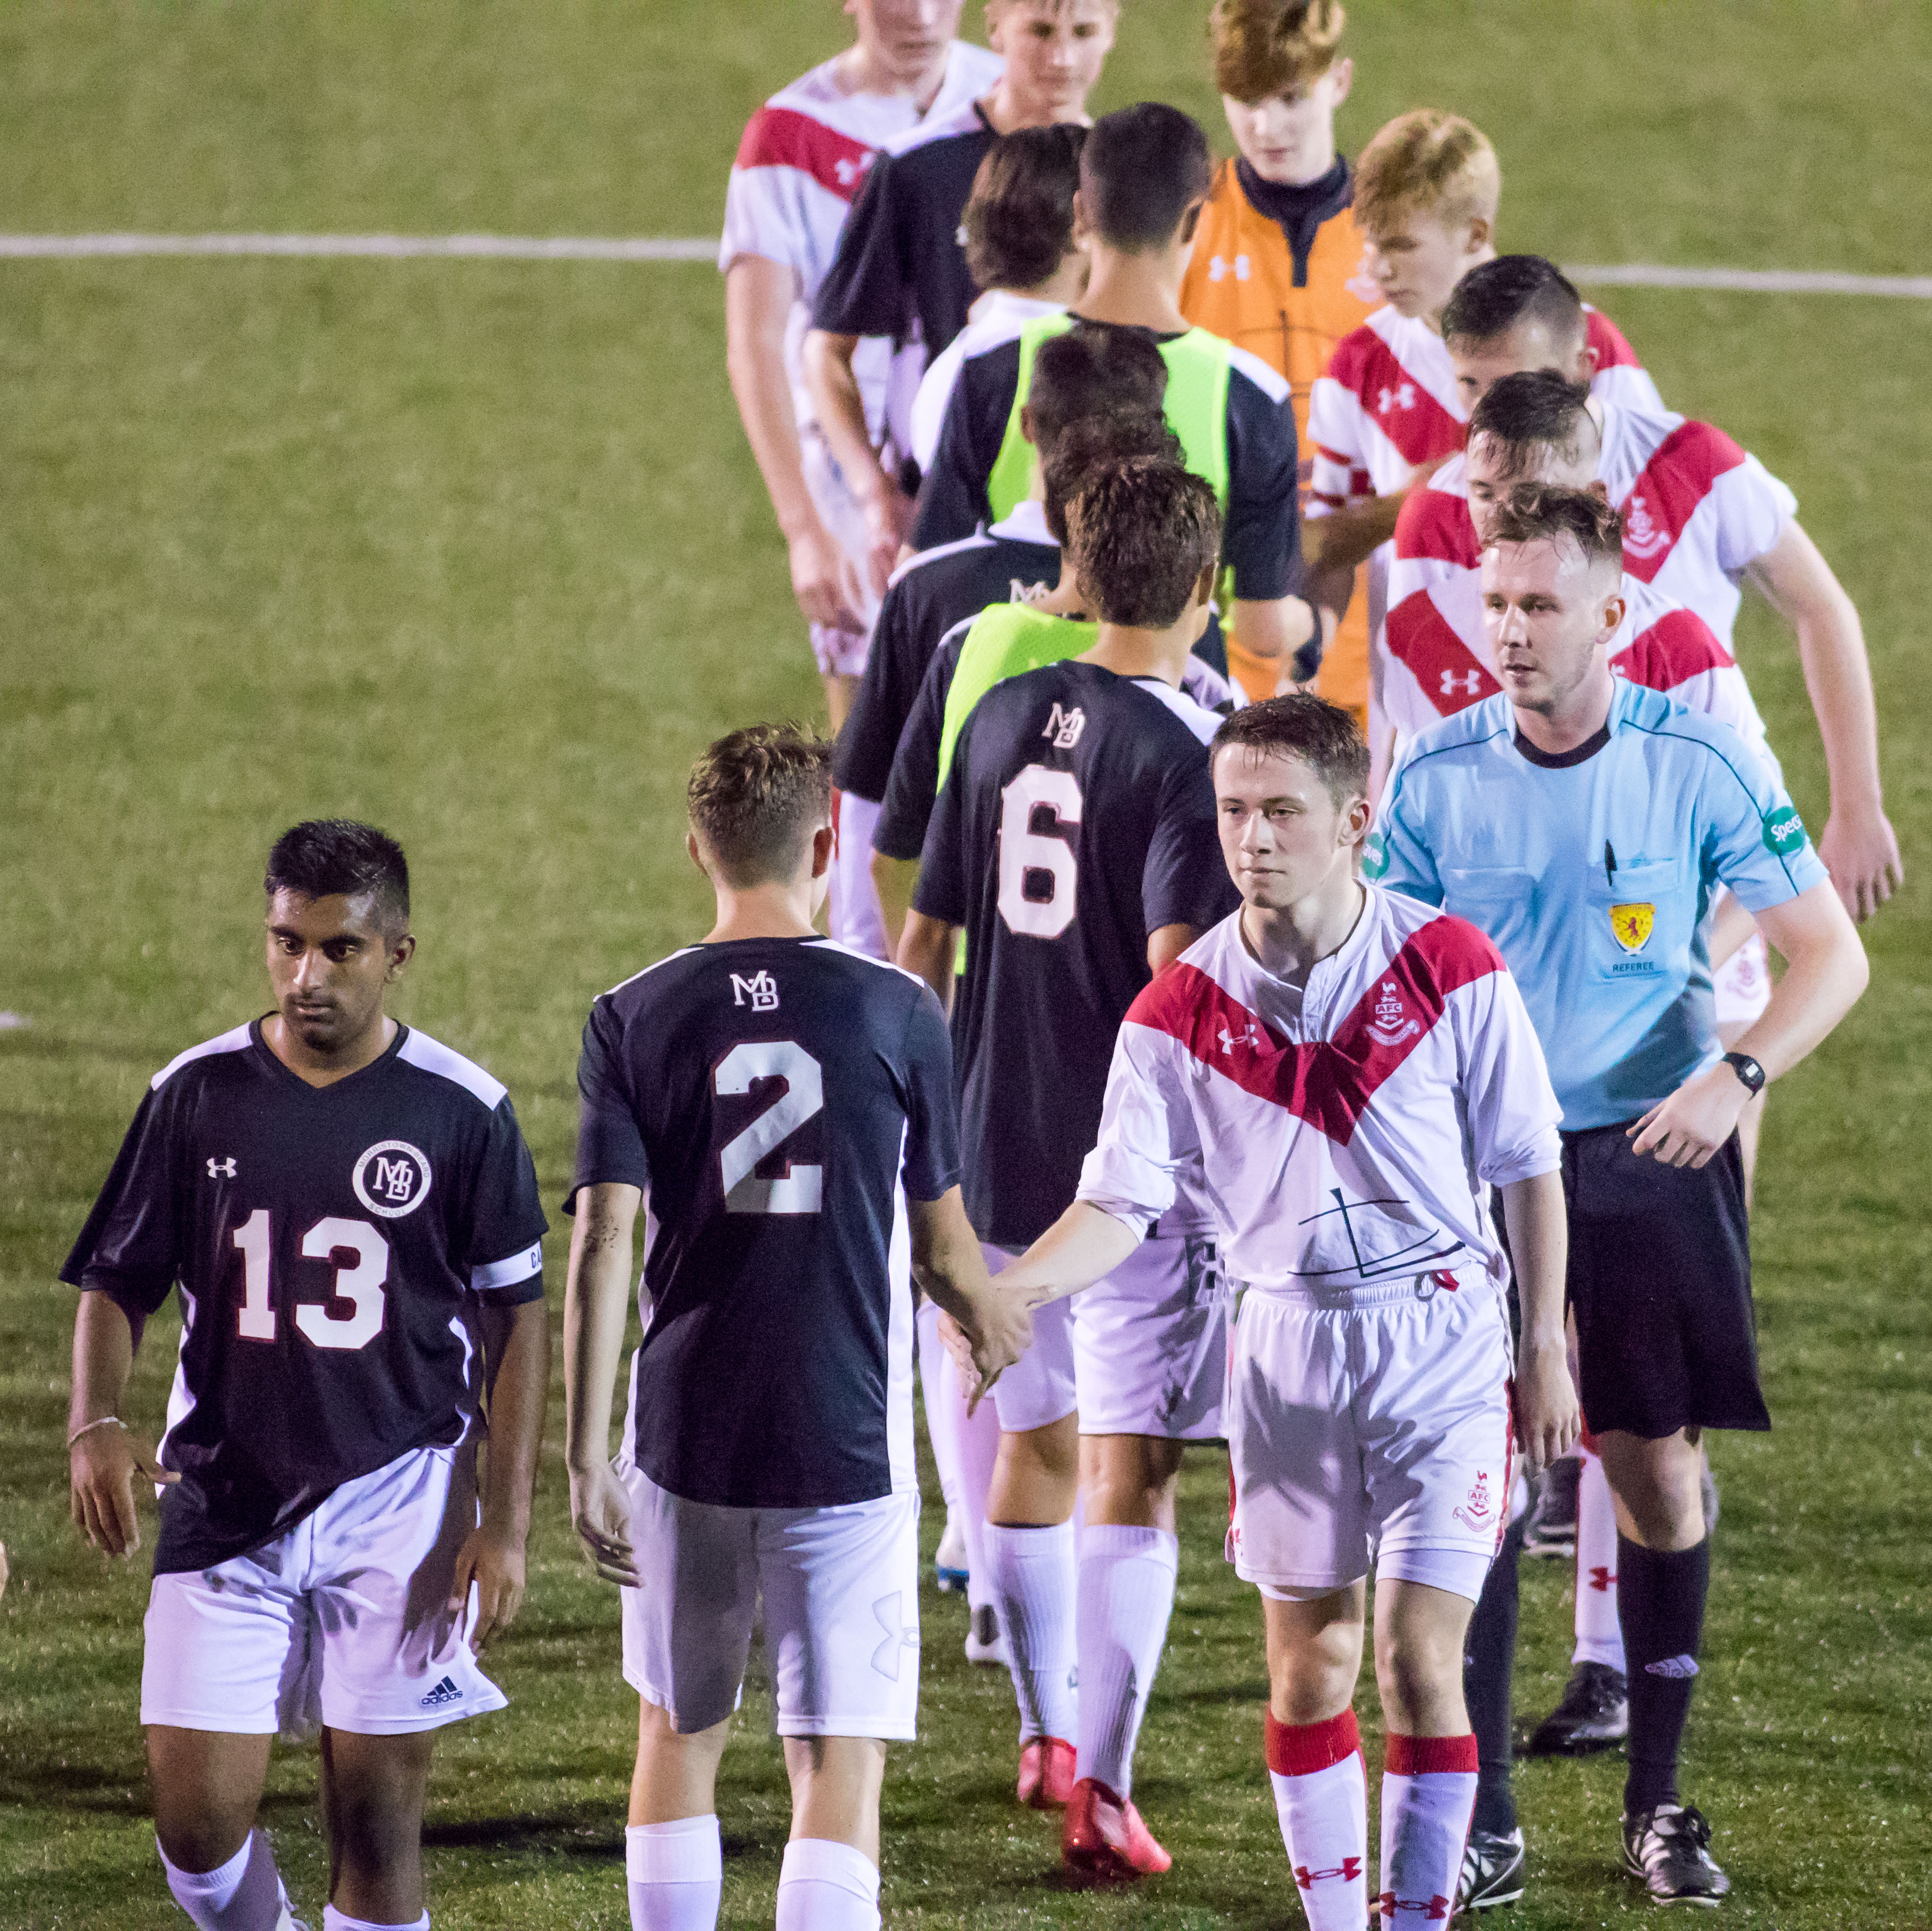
[
  {"xmin": 353, "ymin": 1139, "xmax": 433, "ymax": 1218},
  {"xmin": 1609, "ymin": 902, "xmax": 1656, "ymax": 953}
]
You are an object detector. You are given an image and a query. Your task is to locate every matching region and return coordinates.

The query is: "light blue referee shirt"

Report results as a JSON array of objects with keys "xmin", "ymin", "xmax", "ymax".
[{"xmin": 1365, "ymin": 679, "xmax": 1826, "ymax": 1129}]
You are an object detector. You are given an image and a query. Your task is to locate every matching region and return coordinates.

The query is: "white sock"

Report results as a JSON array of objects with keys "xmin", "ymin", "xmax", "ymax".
[
  {"xmin": 945, "ymin": 1351, "xmax": 1000, "ymax": 1616},
  {"xmin": 321, "ymin": 1909, "xmax": 428, "ymax": 1930},
  {"xmin": 625, "ymin": 1816, "xmax": 722, "ymax": 1931},
  {"xmin": 1265, "ymin": 1711, "xmax": 1367, "ymax": 1931},
  {"xmin": 1380, "ymin": 1735, "xmax": 1478, "ymax": 1925},
  {"xmin": 1573, "ymin": 1448, "xmax": 1627, "ymax": 1672},
  {"xmin": 1076, "ymin": 1524, "xmax": 1177, "ymax": 1796},
  {"xmin": 159, "ymin": 1832, "xmax": 287, "ymax": 1931},
  {"xmin": 774, "ymin": 1838, "xmax": 879, "ymax": 1931},
  {"xmin": 916, "ymin": 1300, "xmax": 965, "ymax": 1523},
  {"xmin": 983, "ymin": 1519, "xmax": 1078, "ymax": 1744}
]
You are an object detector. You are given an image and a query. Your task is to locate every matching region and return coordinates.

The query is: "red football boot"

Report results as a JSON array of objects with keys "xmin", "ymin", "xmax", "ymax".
[
  {"xmin": 1016, "ymin": 1736, "xmax": 1077, "ymax": 1809},
  {"xmin": 1062, "ymin": 1776, "xmax": 1172, "ymax": 1877}
]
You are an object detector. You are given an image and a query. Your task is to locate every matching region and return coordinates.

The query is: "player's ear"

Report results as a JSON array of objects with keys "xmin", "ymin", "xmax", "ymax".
[
  {"xmin": 1179, "ymin": 199, "xmax": 1206, "ymax": 249},
  {"xmin": 686, "ymin": 830, "xmax": 711, "ymax": 881},
  {"xmin": 810, "ymin": 822, "xmax": 836, "ymax": 880},
  {"xmin": 385, "ymin": 932, "xmax": 417, "ymax": 981},
  {"xmin": 1587, "ymin": 478, "xmax": 1610, "ymax": 503},
  {"xmin": 1464, "ymin": 214, "xmax": 1492, "ymax": 258},
  {"xmin": 1599, "ymin": 593, "xmax": 1627, "ymax": 640},
  {"xmin": 1070, "ymin": 189, "xmax": 1096, "ymax": 250},
  {"xmin": 1328, "ymin": 56, "xmax": 1354, "ymax": 107},
  {"xmin": 1577, "ymin": 340, "xmax": 1601, "ymax": 382},
  {"xmin": 1019, "ymin": 402, "xmax": 1038, "ymax": 449}
]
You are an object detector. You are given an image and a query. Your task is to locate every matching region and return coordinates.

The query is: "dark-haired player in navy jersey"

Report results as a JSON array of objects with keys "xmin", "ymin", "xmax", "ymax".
[
  {"xmin": 64, "ymin": 820, "xmax": 551, "ymax": 1931},
  {"xmin": 900, "ymin": 460, "xmax": 1238, "ymax": 1876},
  {"xmin": 563, "ymin": 726, "xmax": 1028, "ymax": 1931}
]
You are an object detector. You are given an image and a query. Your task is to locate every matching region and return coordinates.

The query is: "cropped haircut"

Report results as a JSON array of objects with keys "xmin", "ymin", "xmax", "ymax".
[
  {"xmin": 265, "ymin": 820, "xmax": 410, "ymax": 934},
  {"xmin": 1484, "ymin": 482, "xmax": 1625, "ymax": 577},
  {"xmin": 1080, "ymin": 103, "xmax": 1215, "ymax": 253},
  {"xmin": 1353, "ymin": 109, "xmax": 1500, "ymax": 238},
  {"xmin": 1028, "ymin": 320, "xmax": 1169, "ymax": 453},
  {"xmin": 1041, "ymin": 411, "xmax": 1184, "ymax": 543},
  {"xmin": 1467, "ymin": 370, "xmax": 1596, "ymax": 479},
  {"xmin": 1209, "ymin": 693, "xmax": 1368, "ymax": 807},
  {"xmin": 686, "ymin": 724, "xmax": 834, "ymax": 886},
  {"xmin": 963, "ymin": 124, "xmax": 1088, "ymax": 292},
  {"xmin": 1065, "ymin": 459, "xmax": 1223, "ymax": 628},
  {"xmin": 1211, "ymin": 0, "xmax": 1346, "ymax": 102},
  {"xmin": 1442, "ymin": 254, "xmax": 1586, "ymax": 350}
]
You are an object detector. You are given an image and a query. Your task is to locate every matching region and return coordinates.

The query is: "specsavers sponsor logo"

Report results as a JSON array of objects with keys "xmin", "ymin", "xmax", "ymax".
[
  {"xmin": 1361, "ymin": 830, "xmax": 1389, "ymax": 880},
  {"xmin": 1762, "ymin": 803, "xmax": 1808, "ymax": 857}
]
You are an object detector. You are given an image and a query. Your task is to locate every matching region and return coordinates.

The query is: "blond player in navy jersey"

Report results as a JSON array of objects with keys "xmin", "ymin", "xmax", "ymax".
[{"xmin": 65, "ymin": 821, "xmax": 550, "ymax": 1931}]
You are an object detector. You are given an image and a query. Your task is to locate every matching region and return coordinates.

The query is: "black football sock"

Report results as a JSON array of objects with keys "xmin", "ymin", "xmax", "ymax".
[
  {"xmin": 1618, "ymin": 1533, "xmax": 1711, "ymax": 1815},
  {"xmin": 1463, "ymin": 1515, "xmax": 1523, "ymax": 1836}
]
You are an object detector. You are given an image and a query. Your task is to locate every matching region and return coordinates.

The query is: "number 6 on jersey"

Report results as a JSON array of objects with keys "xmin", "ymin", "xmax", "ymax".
[{"xmin": 998, "ymin": 764, "xmax": 1083, "ymax": 939}]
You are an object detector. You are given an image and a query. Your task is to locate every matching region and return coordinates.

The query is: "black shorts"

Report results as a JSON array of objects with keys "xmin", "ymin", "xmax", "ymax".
[{"xmin": 1560, "ymin": 1121, "xmax": 1770, "ymax": 1438}]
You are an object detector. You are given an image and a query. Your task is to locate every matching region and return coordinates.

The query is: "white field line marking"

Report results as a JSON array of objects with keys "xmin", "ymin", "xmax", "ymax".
[{"xmin": 1, "ymin": 234, "xmax": 1929, "ymax": 294}]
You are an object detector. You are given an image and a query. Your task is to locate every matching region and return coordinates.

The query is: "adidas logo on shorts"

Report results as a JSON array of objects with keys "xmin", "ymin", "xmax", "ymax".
[{"xmin": 419, "ymin": 1674, "xmax": 464, "ymax": 1709}]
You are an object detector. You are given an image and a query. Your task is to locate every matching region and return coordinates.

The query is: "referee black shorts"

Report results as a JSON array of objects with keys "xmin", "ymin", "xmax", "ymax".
[{"xmin": 1560, "ymin": 1121, "xmax": 1771, "ymax": 1439}]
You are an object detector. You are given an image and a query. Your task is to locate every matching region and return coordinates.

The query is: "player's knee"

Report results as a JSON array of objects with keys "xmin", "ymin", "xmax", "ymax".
[
  {"xmin": 1373, "ymin": 1623, "xmax": 1464, "ymax": 1726},
  {"xmin": 1267, "ymin": 1622, "xmax": 1361, "ymax": 1721}
]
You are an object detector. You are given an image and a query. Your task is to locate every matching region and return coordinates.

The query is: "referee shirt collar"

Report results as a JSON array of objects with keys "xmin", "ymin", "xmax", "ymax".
[{"xmin": 1508, "ymin": 677, "xmax": 1630, "ymax": 770}]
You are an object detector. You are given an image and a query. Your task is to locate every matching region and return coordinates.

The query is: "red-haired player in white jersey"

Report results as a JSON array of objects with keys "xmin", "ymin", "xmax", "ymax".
[
  {"xmin": 1410, "ymin": 254, "xmax": 1901, "ymax": 927},
  {"xmin": 721, "ymin": 3, "xmax": 1002, "ymax": 955},
  {"xmin": 992, "ymin": 694, "xmax": 1579, "ymax": 1931},
  {"xmin": 1301, "ymin": 113, "xmax": 1657, "ymax": 776}
]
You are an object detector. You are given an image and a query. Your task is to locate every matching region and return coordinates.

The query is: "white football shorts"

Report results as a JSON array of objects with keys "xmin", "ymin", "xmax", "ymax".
[
  {"xmin": 617, "ymin": 1459, "xmax": 920, "ymax": 1740},
  {"xmin": 1713, "ymin": 930, "xmax": 1771, "ymax": 1031},
  {"xmin": 1227, "ymin": 1269, "xmax": 1514, "ymax": 1606},
  {"xmin": 799, "ymin": 427, "xmax": 880, "ymax": 679},
  {"xmin": 141, "ymin": 1444, "xmax": 506, "ymax": 1738},
  {"xmin": 983, "ymin": 1243, "xmax": 1078, "ymax": 1435},
  {"xmin": 1073, "ymin": 1231, "xmax": 1228, "ymax": 1440}
]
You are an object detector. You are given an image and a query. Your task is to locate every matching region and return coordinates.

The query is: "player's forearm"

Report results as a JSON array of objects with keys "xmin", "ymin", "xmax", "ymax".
[
  {"xmin": 1733, "ymin": 883, "xmax": 1867, "ymax": 1081},
  {"xmin": 1707, "ymin": 889, "xmax": 1757, "ymax": 975},
  {"xmin": 1302, "ymin": 495, "xmax": 1403, "ymax": 575},
  {"xmin": 1499, "ymin": 1171, "xmax": 1568, "ymax": 1351},
  {"xmin": 871, "ymin": 851, "xmax": 919, "ymax": 955},
  {"xmin": 1750, "ymin": 523, "xmax": 1884, "ymax": 811},
  {"xmin": 68, "ymin": 1289, "xmax": 136, "ymax": 1437},
  {"xmin": 724, "ymin": 262, "xmax": 823, "ymax": 542},
  {"xmin": 802, "ymin": 328, "xmax": 888, "ymax": 505},
  {"xmin": 476, "ymin": 1297, "xmax": 550, "ymax": 1537},
  {"xmin": 1232, "ymin": 596, "xmax": 1317, "ymax": 672},
  {"xmin": 999, "ymin": 1201, "xmax": 1143, "ymax": 1308},
  {"xmin": 897, "ymin": 910, "xmax": 957, "ymax": 1014},
  {"xmin": 562, "ymin": 1188, "xmax": 639, "ymax": 1477},
  {"xmin": 907, "ymin": 1193, "xmax": 997, "ymax": 1330}
]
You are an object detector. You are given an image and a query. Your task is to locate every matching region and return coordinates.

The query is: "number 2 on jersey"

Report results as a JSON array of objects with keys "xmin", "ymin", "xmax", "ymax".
[
  {"xmin": 998, "ymin": 764, "xmax": 1082, "ymax": 940},
  {"xmin": 714, "ymin": 1040, "xmax": 824, "ymax": 1214},
  {"xmin": 230, "ymin": 1208, "xmax": 388, "ymax": 1349}
]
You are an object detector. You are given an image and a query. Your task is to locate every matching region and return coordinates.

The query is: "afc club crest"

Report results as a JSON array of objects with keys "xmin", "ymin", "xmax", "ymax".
[
  {"xmin": 1365, "ymin": 980, "xmax": 1420, "ymax": 1048},
  {"xmin": 1609, "ymin": 901, "xmax": 1656, "ymax": 953},
  {"xmin": 352, "ymin": 1140, "xmax": 434, "ymax": 1218},
  {"xmin": 1453, "ymin": 1471, "xmax": 1494, "ymax": 1533}
]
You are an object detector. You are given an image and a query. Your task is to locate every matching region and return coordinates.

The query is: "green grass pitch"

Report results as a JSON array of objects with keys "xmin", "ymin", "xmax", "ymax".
[{"xmin": 2, "ymin": 3, "xmax": 1930, "ymax": 1925}]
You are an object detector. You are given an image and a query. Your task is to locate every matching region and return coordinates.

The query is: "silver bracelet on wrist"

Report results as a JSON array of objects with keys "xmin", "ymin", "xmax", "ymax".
[{"xmin": 67, "ymin": 1415, "xmax": 127, "ymax": 1449}]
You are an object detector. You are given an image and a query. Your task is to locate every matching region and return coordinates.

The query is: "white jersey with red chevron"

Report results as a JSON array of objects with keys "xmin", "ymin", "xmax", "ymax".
[
  {"xmin": 1076, "ymin": 889, "xmax": 1561, "ymax": 1299},
  {"xmin": 1381, "ymin": 453, "xmax": 1775, "ymax": 763},
  {"xmin": 718, "ymin": 42, "xmax": 1002, "ymax": 439}
]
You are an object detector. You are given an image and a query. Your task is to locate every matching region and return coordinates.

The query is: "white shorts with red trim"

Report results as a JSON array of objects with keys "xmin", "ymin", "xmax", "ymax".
[
  {"xmin": 617, "ymin": 1459, "xmax": 920, "ymax": 1739},
  {"xmin": 141, "ymin": 1445, "xmax": 505, "ymax": 1738},
  {"xmin": 1227, "ymin": 1268, "xmax": 1512, "ymax": 1606},
  {"xmin": 800, "ymin": 428, "xmax": 880, "ymax": 678},
  {"xmin": 1713, "ymin": 930, "xmax": 1771, "ymax": 1031}
]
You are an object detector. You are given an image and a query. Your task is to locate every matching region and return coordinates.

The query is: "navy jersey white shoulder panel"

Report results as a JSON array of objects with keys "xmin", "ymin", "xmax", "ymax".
[
  {"xmin": 63, "ymin": 1021, "xmax": 548, "ymax": 1574},
  {"xmin": 914, "ymin": 659, "xmax": 1241, "ymax": 1245},
  {"xmin": 834, "ymin": 524, "xmax": 1060, "ymax": 803},
  {"xmin": 570, "ymin": 936, "xmax": 960, "ymax": 1509}
]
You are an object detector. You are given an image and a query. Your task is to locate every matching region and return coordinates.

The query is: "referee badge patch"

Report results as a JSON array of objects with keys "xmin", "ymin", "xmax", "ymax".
[
  {"xmin": 1762, "ymin": 803, "xmax": 1808, "ymax": 857},
  {"xmin": 1609, "ymin": 902, "xmax": 1655, "ymax": 953}
]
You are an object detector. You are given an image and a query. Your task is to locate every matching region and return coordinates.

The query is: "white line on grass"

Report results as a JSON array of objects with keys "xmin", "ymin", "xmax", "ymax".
[{"xmin": 1, "ymin": 234, "xmax": 1929, "ymax": 295}]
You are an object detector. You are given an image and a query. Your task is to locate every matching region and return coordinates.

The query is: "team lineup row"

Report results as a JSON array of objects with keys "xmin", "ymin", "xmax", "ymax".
[{"xmin": 60, "ymin": 3, "xmax": 1899, "ymax": 1930}]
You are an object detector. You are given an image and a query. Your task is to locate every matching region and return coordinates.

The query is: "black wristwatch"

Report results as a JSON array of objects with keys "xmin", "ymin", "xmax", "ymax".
[{"xmin": 1722, "ymin": 1050, "xmax": 1766, "ymax": 1096}]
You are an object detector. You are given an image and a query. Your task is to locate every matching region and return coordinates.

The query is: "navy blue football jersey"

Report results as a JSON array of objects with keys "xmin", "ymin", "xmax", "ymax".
[
  {"xmin": 914, "ymin": 659, "xmax": 1240, "ymax": 1246},
  {"xmin": 62, "ymin": 1021, "xmax": 548, "ymax": 1575},
  {"xmin": 834, "ymin": 515, "xmax": 1061, "ymax": 807},
  {"xmin": 569, "ymin": 937, "xmax": 960, "ymax": 1510}
]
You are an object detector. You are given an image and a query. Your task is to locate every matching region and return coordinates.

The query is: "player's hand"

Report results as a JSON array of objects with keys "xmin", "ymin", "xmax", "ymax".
[
  {"xmin": 859, "ymin": 474, "xmax": 916, "ymax": 598},
  {"xmin": 568, "ymin": 1461, "xmax": 639, "ymax": 1589},
  {"xmin": 1513, "ymin": 1334, "xmax": 1581, "ymax": 1477},
  {"xmin": 448, "ymin": 1520, "xmax": 527, "ymax": 1655},
  {"xmin": 787, "ymin": 519, "xmax": 865, "ymax": 634},
  {"xmin": 1818, "ymin": 802, "xmax": 1902, "ymax": 923},
  {"xmin": 937, "ymin": 1295, "xmax": 1032, "ymax": 1417},
  {"xmin": 69, "ymin": 1421, "xmax": 176, "ymax": 1559},
  {"xmin": 1627, "ymin": 1061, "xmax": 1749, "ymax": 1169}
]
